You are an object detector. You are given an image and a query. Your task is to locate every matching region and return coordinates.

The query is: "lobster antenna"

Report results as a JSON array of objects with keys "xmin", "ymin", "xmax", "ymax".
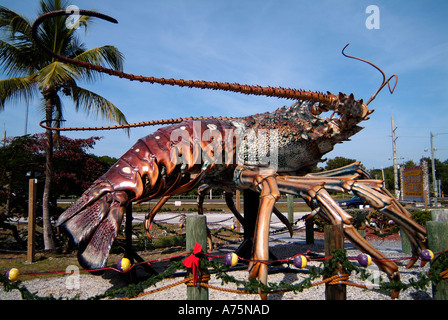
[
  {"xmin": 342, "ymin": 43, "xmax": 397, "ymax": 105},
  {"xmin": 38, "ymin": 116, "xmax": 234, "ymax": 131},
  {"xmin": 32, "ymin": 10, "xmax": 338, "ymax": 107}
]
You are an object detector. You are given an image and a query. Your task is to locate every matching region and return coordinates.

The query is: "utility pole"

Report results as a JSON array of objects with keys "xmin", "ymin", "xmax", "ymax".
[
  {"xmin": 430, "ymin": 132, "xmax": 438, "ymax": 206},
  {"xmin": 391, "ymin": 115, "xmax": 399, "ymax": 199}
]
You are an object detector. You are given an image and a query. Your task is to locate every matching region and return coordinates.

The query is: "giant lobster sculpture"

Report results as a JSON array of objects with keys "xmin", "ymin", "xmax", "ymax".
[{"xmin": 33, "ymin": 10, "xmax": 427, "ymax": 299}]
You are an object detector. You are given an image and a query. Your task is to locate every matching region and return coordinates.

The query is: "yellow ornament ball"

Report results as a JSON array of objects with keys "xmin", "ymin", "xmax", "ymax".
[
  {"xmin": 117, "ymin": 258, "xmax": 131, "ymax": 272},
  {"xmin": 6, "ymin": 268, "xmax": 20, "ymax": 282}
]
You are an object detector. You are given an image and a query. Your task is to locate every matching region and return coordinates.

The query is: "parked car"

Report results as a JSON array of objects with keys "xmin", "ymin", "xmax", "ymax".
[{"xmin": 338, "ymin": 196, "xmax": 366, "ymax": 209}]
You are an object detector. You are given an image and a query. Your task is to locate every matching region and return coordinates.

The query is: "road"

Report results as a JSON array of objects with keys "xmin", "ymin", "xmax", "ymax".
[
  {"xmin": 57, "ymin": 197, "xmax": 306, "ymax": 205},
  {"xmin": 130, "ymin": 211, "xmax": 310, "ymax": 230}
]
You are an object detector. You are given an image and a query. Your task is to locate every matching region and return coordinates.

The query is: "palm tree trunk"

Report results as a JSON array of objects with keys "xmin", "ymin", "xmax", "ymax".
[{"xmin": 42, "ymin": 90, "xmax": 56, "ymax": 251}]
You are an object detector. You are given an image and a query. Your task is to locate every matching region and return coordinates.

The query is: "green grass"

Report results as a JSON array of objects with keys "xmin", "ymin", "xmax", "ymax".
[
  {"xmin": 132, "ymin": 201, "xmax": 310, "ymax": 213},
  {"xmin": 0, "ymin": 199, "xmax": 310, "ymax": 281},
  {"xmin": 0, "ymin": 252, "xmax": 82, "ymax": 281}
]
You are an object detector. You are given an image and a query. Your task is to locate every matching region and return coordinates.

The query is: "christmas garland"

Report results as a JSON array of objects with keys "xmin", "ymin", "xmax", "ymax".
[{"xmin": 2, "ymin": 249, "xmax": 447, "ymax": 300}]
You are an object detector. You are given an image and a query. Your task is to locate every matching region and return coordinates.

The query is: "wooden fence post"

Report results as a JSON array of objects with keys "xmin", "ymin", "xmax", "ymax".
[
  {"xmin": 287, "ymin": 194, "xmax": 294, "ymax": 224},
  {"xmin": 427, "ymin": 209, "xmax": 448, "ymax": 300},
  {"xmin": 324, "ymin": 224, "xmax": 346, "ymax": 300},
  {"xmin": 306, "ymin": 218, "xmax": 314, "ymax": 244},
  {"xmin": 186, "ymin": 214, "xmax": 208, "ymax": 300},
  {"xmin": 236, "ymin": 189, "xmax": 241, "ymax": 233},
  {"xmin": 27, "ymin": 178, "xmax": 37, "ymax": 263}
]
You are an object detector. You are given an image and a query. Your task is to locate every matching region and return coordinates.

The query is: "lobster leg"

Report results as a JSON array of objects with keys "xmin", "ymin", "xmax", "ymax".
[
  {"xmin": 349, "ymin": 180, "xmax": 428, "ymax": 268},
  {"xmin": 197, "ymin": 184, "xmax": 211, "ymax": 216},
  {"xmin": 144, "ymin": 195, "xmax": 171, "ymax": 240},
  {"xmin": 272, "ymin": 207, "xmax": 294, "ymax": 237},
  {"xmin": 237, "ymin": 168, "xmax": 280, "ymax": 300},
  {"xmin": 224, "ymin": 191, "xmax": 246, "ymax": 227},
  {"xmin": 305, "ymin": 161, "xmax": 369, "ymax": 179},
  {"xmin": 278, "ymin": 172, "xmax": 428, "ymax": 266},
  {"xmin": 276, "ymin": 176, "xmax": 402, "ymax": 298},
  {"xmin": 224, "ymin": 191, "xmax": 293, "ymax": 237}
]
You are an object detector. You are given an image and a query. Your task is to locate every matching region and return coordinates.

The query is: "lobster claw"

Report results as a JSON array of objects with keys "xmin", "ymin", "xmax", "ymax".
[{"xmin": 56, "ymin": 178, "xmax": 129, "ymax": 269}]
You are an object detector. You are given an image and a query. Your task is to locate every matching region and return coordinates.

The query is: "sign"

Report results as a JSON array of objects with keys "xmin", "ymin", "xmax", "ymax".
[{"xmin": 402, "ymin": 166, "xmax": 424, "ymax": 202}]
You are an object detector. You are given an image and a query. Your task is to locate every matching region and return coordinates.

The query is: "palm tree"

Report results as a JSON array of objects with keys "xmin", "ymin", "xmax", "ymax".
[{"xmin": 0, "ymin": 0, "xmax": 128, "ymax": 250}]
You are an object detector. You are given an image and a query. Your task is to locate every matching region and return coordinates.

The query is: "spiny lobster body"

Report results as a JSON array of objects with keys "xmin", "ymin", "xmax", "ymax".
[
  {"xmin": 35, "ymin": 9, "xmax": 427, "ymax": 299},
  {"xmin": 238, "ymin": 93, "xmax": 367, "ymax": 173},
  {"xmin": 57, "ymin": 118, "xmax": 233, "ymax": 268},
  {"xmin": 57, "ymin": 95, "xmax": 365, "ymax": 268}
]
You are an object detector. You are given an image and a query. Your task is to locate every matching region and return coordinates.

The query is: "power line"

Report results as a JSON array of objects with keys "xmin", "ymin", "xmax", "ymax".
[{"xmin": 400, "ymin": 126, "xmax": 448, "ymax": 129}]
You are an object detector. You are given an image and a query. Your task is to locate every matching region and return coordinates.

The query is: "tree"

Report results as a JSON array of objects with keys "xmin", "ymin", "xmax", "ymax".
[
  {"xmin": 441, "ymin": 159, "xmax": 448, "ymax": 196},
  {"xmin": 1, "ymin": 134, "xmax": 112, "ymax": 249},
  {"xmin": 0, "ymin": 135, "xmax": 41, "ymax": 216},
  {"xmin": 423, "ymin": 157, "xmax": 448, "ymax": 197},
  {"xmin": 30, "ymin": 133, "xmax": 114, "ymax": 198},
  {"xmin": 95, "ymin": 155, "xmax": 118, "ymax": 167},
  {"xmin": 1, "ymin": 134, "xmax": 114, "ymax": 211},
  {"xmin": 324, "ymin": 156, "xmax": 361, "ymax": 171},
  {"xmin": 0, "ymin": 0, "xmax": 128, "ymax": 250},
  {"xmin": 370, "ymin": 166, "xmax": 394, "ymax": 191}
]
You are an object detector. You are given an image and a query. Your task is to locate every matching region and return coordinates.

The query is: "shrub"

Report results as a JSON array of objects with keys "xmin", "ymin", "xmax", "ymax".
[{"xmin": 409, "ymin": 209, "xmax": 432, "ymax": 226}]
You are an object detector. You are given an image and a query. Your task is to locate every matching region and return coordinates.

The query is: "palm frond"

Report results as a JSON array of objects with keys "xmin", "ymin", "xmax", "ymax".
[
  {"xmin": 0, "ymin": 0, "xmax": 127, "ymax": 138},
  {"xmin": 34, "ymin": 61, "xmax": 78, "ymax": 91},
  {"xmin": 37, "ymin": 0, "xmax": 78, "ymax": 58},
  {"xmin": 0, "ymin": 40, "xmax": 36, "ymax": 76},
  {"xmin": 0, "ymin": 6, "xmax": 33, "ymax": 42},
  {"xmin": 38, "ymin": 0, "xmax": 70, "ymax": 15},
  {"xmin": 65, "ymin": 14, "xmax": 90, "ymax": 39},
  {"xmin": 70, "ymin": 85, "xmax": 129, "ymax": 134},
  {"xmin": 0, "ymin": 75, "xmax": 37, "ymax": 110},
  {"xmin": 36, "ymin": 1, "xmax": 92, "ymax": 58},
  {"xmin": 73, "ymin": 45, "xmax": 125, "ymax": 81}
]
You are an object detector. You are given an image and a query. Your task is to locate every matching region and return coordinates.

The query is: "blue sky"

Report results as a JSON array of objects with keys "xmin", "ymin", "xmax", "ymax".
[{"xmin": 1, "ymin": 0, "xmax": 447, "ymax": 170}]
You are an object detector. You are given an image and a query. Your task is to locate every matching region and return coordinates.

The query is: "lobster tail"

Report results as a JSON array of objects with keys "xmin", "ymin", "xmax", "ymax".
[{"xmin": 56, "ymin": 178, "xmax": 129, "ymax": 269}]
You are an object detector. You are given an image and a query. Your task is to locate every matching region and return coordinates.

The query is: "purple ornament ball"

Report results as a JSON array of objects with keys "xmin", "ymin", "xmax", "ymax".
[
  {"xmin": 225, "ymin": 253, "xmax": 238, "ymax": 267},
  {"xmin": 293, "ymin": 255, "xmax": 307, "ymax": 269},
  {"xmin": 357, "ymin": 253, "xmax": 372, "ymax": 267},
  {"xmin": 420, "ymin": 249, "xmax": 434, "ymax": 262}
]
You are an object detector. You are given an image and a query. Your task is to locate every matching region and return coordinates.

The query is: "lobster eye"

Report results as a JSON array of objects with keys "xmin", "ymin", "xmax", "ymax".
[
  {"xmin": 310, "ymin": 103, "xmax": 330, "ymax": 116},
  {"xmin": 310, "ymin": 105, "xmax": 320, "ymax": 115}
]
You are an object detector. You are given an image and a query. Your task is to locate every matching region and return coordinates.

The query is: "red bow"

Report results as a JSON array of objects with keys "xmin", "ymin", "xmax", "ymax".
[{"xmin": 182, "ymin": 243, "xmax": 202, "ymax": 286}]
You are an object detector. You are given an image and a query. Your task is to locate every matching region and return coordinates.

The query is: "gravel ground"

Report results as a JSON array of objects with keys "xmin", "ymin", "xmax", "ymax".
[{"xmin": 0, "ymin": 234, "xmax": 435, "ymax": 301}]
